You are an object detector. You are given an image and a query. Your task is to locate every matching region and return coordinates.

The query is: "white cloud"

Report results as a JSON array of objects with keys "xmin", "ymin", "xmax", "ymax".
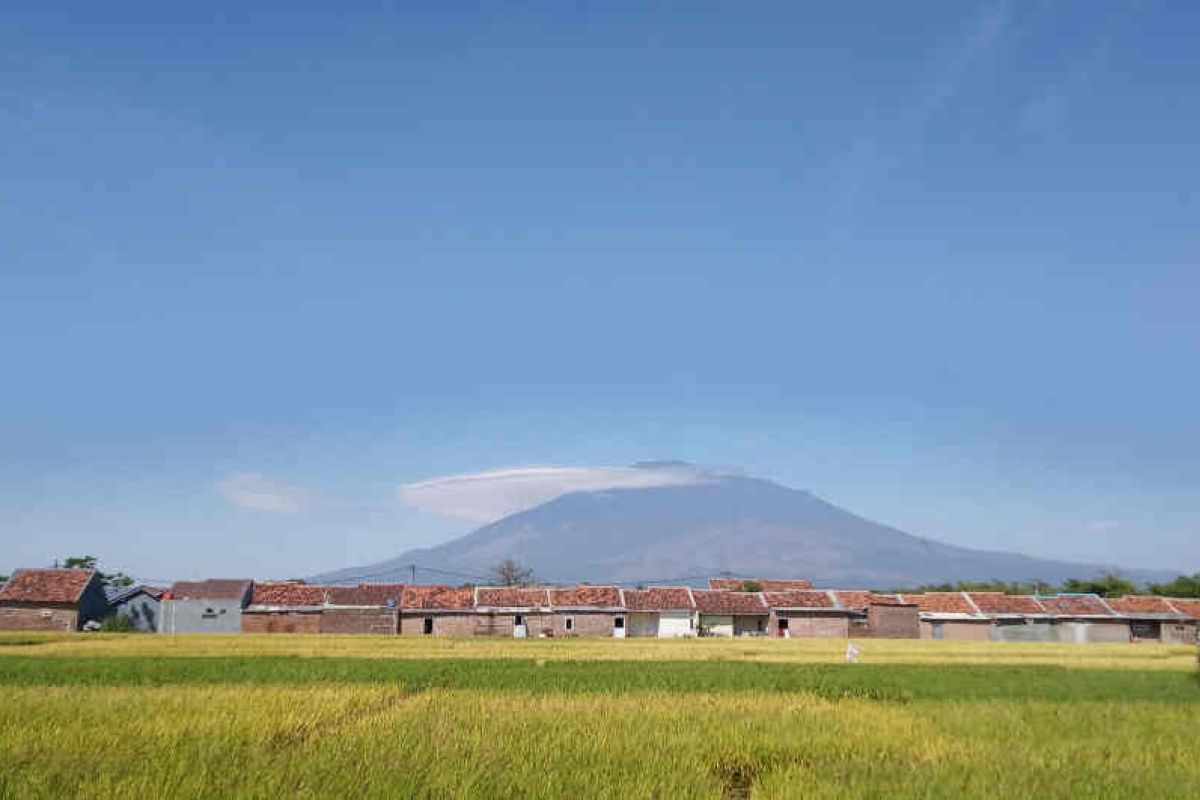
[
  {"xmin": 396, "ymin": 464, "xmax": 713, "ymax": 524},
  {"xmin": 1085, "ymin": 519, "xmax": 1120, "ymax": 534},
  {"xmin": 218, "ymin": 473, "xmax": 308, "ymax": 514}
]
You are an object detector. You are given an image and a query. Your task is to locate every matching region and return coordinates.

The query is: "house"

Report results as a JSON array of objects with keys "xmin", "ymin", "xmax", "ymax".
[
  {"xmin": 624, "ymin": 587, "xmax": 696, "ymax": 637},
  {"xmin": 1165, "ymin": 598, "xmax": 1200, "ymax": 642},
  {"xmin": 692, "ymin": 590, "xmax": 769, "ymax": 636},
  {"xmin": 107, "ymin": 585, "xmax": 166, "ymax": 632},
  {"xmin": 1037, "ymin": 594, "xmax": 1129, "ymax": 643},
  {"xmin": 547, "ymin": 586, "xmax": 626, "ymax": 637},
  {"xmin": 242, "ymin": 582, "xmax": 325, "ymax": 633},
  {"xmin": 708, "ymin": 578, "xmax": 813, "ymax": 591},
  {"xmin": 1105, "ymin": 595, "xmax": 1196, "ymax": 644},
  {"xmin": 832, "ymin": 591, "xmax": 919, "ymax": 639},
  {"xmin": 474, "ymin": 587, "xmax": 553, "ymax": 637},
  {"xmin": 763, "ymin": 590, "xmax": 849, "ymax": 638},
  {"xmin": 160, "ymin": 579, "xmax": 252, "ymax": 633},
  {"xmin": 0, "ymin": 568, "xmax": 109, "ymax": 631},
  {"xmin": 323, "ymin": 583, "xmax": 404, "ymax": 634},
  {"xmin": 400, "ymin": 585, "xmax": 476, "ymax": 635},
  {"xmin": 899, "ymin": 592, "xmax": 991, "ymax": 640},
  {"xmin": 964, "ymin": 592, "xmax": 1054, "ymax": 642}
]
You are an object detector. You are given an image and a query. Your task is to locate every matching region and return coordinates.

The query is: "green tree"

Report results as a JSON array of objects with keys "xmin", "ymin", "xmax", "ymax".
[
  {"xmin": 61, "ymin": 556, "xmax": 134, "ymax": 589},
  {"xmin": 1146, "ymin": 572, "xmax": 1200, "ymax": 598},
  {"xmin": 1059, "ymin": 573, "xmax": 1139, "ymax": 598},
  {"xmin": 739, "ymin": 581, "xmax": 763, "ymax": 592}
]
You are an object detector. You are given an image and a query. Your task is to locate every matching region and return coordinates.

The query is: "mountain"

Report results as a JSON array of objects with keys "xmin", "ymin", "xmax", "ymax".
[{"xmin": 319, "ymin": 466, "xmax": 1170, "ymax": 587}]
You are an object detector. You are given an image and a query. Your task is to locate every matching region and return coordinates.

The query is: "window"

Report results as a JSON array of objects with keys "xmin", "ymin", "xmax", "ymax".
[
  {"xmin": 778, "ymin": 618, "xmax": 789, "ymax": 630},
  {"xmin": 614, "ymin": 617, "xmax": 625, "ymax": 630},
  {"xmin": 564, "ymin": 616, "xmax": 575, "ymax": 632},
  {"xmin": 514, "ymin": 614, "xmax": 525, "ymax": 627},
  {"xmin": 422, "ymin": 617, "xmax": 434, "ymax": 635}
]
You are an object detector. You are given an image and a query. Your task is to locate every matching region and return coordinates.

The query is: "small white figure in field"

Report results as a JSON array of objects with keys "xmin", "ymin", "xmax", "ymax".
[{"xmin": 845, "ymin": 641, "xmax": 860, "ymax": 664}]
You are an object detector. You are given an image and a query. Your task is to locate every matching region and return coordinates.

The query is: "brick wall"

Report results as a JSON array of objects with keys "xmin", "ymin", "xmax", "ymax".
[
  {"xmin": 400, "ymin": 613, "xmax": 480, "ymax": 636},
  {"xmin": 866, "ymin": 604, "xmax": 919, "ymax": 639},
  {"xmin": 550, "ymin": 611, "xmax": 622, "ymax": 637},
  {"xmin": 242, "ymin": 611, "xmax": 321, "ymax": 634},
  {"xmin": 771, "ymin": 612, "xmax": 848, "ymax": 638},
  {"xmin": 921, "ymin": 619, "xmax": 992, "ymax": 640},
  {"xmin": 321, "ymin": 608, "xmax": 398, "ymax": 635},
  {"xmin": 1163, "ymin": 621, "xmax": 1197, "ymax": 644},
  {"xmin": 0, "ymin": 605, "xmax": 78, "ymax": 632}
]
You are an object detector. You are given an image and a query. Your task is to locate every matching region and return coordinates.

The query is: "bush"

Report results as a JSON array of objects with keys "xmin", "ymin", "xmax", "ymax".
[{"xmin": 98, "ymin": 615, "xmax": 136, "ymax": 633}]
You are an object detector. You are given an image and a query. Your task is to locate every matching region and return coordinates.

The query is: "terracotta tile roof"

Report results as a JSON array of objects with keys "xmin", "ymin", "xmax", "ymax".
[
  {"xmin": 1105, "ymin": 595, "xmax": 1178, "ymax": 615},
  {"xmin": 763, "ymin": 590, "xmax": 837, "ymax": 609},
  {"xmin": 624, "ymin": 587, "xmax": 695, "ymax": 611},
  {"xmin": 693, "ymin": 590, "xmax": 767, "ymax": 614},
  {"xmin": 831, "ymin": 591, "xmax": 908, "ymax": 611},
  {"xmin": 250, "ymin": 582, "xmax": 326, "ymax": 606},
  {"xmin": 549, "ymin": 586, "xmax": 623, "ymax": 608},
  {"xmin": 0, "ymin": 569, "xmax": 96, "ymax": 604},
  {"xmin": 476, "ymin": 587, "xmax": 551, "ymax": 608},
  {"xmin": 1166, "ymin": 598, "xmax": 1200, "ymax": 619},
  {"xmin": 1038, "ymin": 594, "xmax": 1113, "ymax": 617},
  {"xmin": 167, "ymin": 579, "xmax": 252, "ymax": 601},
  {"xmin": 325, "ymin": 583, "xmax": 405, "ymax": 607},
  {"xmin": 904, "ymin": 592, "xmax": 977, "ymax": 614},
  {"xmin": 967, "ymin": 593, "xmax": 1048, "ymax": 615},
  {"xmin": 709, "ymin": 578, "xmax": 813, "ymax": 591},
  {"xmin": 401, "ymin": 585, "xmax": 474, "ymax": 610}
]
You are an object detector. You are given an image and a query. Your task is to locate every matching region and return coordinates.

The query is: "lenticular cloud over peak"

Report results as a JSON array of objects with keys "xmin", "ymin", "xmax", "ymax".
[{"xmin": 395, "ymin": 463, "xmax": 714, "ymax": 524}]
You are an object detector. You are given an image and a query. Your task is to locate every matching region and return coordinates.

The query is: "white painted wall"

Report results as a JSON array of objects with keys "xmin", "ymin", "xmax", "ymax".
[
  {"xmin": 701, "ymin": 614, "xmax": 734, "ymax": 637},
  {"xmin": 657, "ymin": 610, "xmax": 694, "ymax": 638}
]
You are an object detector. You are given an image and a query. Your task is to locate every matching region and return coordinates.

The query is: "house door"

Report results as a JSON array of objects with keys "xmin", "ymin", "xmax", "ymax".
[
  {"xmin": 513, "ymin": 614, "xmax": 527, "ymax": 638},
  {"xmin": 778, "ymin": 618, "xmax": 789, "ymax": 638},
  {"xmin": 422, "ymin": 617, "xmax": 434, "ymax": 635},
  {"xmin": 613, "ymin": 616, "xmax": 626, "ymax": 638}
]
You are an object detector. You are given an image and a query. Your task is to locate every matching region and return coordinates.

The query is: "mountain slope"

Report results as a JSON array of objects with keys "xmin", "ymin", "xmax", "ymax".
[{"xmin": 320, "ymin": 471, "xmax": 1168, "ymax": 587}]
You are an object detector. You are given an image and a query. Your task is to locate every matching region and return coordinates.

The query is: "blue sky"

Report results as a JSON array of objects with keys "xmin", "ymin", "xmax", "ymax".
[{"xmin": 3, "ymin": 2, "xmax": 1198, "ymax": 582}]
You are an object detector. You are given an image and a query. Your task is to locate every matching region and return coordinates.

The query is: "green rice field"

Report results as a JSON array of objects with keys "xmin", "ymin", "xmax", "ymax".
[{"xmin": 0, "ymin": 633, "xmax": 1196, "ymax": 798}]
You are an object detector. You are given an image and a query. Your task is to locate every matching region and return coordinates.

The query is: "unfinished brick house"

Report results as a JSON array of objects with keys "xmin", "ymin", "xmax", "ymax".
[
  {"xmin": 899, "ymin": 592, "xmax": 991, "ymax": 640},
  {"xmin": 965, "ymin": 593, "xmax": 1054, "ymax": 642},
  {"xmin": 0, "ymin": 568, "xmax": 109, "ymax": 631},
  {"xmin": 242, "ymin": 582, "xmax": 325, "ymax": 634},
  {"xmin": 693, "ymin": 589, "xmax": 768, "ymax": 636},
  {"xmin": 832, "ymin": 591, "xmax": 919, "ymax": 639},
  {"xmin": 1037, "ymin": 594, "xmax": 1129, "ymax": 643},
  {"xmin": 400, "ymin": 585, "xmax": 477, "ymax": 636},
  {"xmin": 1105, "ymin": 595, "xmax": 1196, "ymax": 644},
  {"xmin": 625, "ymin": 587, "xmax": 696, "ymax": 637},
  {"xmin": 547, "ymin": 586, "xmax": 626, "ymax": 637},
  {"xmin": 323, "ymin": 584, "xmax": 404, "ymax": 634},
  {"xmin": 763, "ymin": 590, "xmax": 850, "ymax": 638},
  {"xmin": 474, "ymin": 587, "xmax": 554, "ymax": 637}
]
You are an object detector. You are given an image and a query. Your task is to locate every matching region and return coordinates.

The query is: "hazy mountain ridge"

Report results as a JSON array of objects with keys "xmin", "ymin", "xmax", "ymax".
[{"xmin": 318, "ymin": 470, "xmax": 1170, "ymax": 587}]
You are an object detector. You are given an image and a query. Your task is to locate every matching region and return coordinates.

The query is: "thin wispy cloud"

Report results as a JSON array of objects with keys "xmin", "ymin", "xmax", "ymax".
[
  {"xmin": 1085, "ymin": 519, "xmax": 1120, "ymax": 534},
  {"xmin": 218, "ymin": 473, "xmax": 309, "ymax": 514},
  {"xmin": 396, "ymin": 464, "xmax": 714, "ymax": 524}
]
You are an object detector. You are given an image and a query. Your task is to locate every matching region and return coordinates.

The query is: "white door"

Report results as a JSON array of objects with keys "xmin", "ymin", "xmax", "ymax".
[
  {"xmin": 513, "ymin": 614, "xmax": 527, "ymax": 638},
  {"xmin": 613, "ymin": 616, "xmax": 626, "ymax": 638}
]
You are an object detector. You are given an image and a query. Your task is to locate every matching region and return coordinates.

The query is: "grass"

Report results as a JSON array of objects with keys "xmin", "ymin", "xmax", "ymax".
[{"xmin": 0, "ymin": 635, "xmax": 1196, "ymax": 798}]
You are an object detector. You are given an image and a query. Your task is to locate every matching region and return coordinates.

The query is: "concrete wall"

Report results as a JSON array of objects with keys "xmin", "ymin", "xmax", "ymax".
[
  {"xmin": 921, "ymin": 620, "xmax": 992, "ymax": 640},
  {"xmin": 113, "ymin": 594, "xmax": 161, "ymax": 632},
  {"xmin": 400, "ymin": 613, "xmax": 480, "ymax": 636},
  {"xmin": 160, "ymin": 599, "xmax": 245, "ymax": 633},
  {"xmin": 550, "ymin": 611, "xmax": 622, "ymax": 637},
  {"xmin": 1162, "ymin": 621, "xmax": 1197, "ymax": 644},
  {"xmin": 700, "ymin": 614, "xmax": 733, "ymax": 637},
  {"xmin": 771, "ymin": 612, "xmax": 849, "ymax": 638},
  {"xmin": 734, "ymin": 614, "xmax": 769, "ymax": 636},
  {"xmin": 0, "ymin": 605, "xmax": 78, "ymax": 631},
  {"xmin": 242, "ymin": 610, "xmax": 321, "ymax": 634},
  {"xmin": 866, "ymin": 605, "xmax": 919, "ymax": 639},
  {"xmin": 321, "ymin": 608, "xmax": 398, "ymax": 635},
  {"xmin": 1051, "ymin": 620, "xmax": 1131, "ymax": 644},
  {"xmin": 989, "ymin": 620, "xmax": 1056, "ymax": 642},
  {"xmin": 659, "ymin": 610, "xmax": 695, "ymax": 638}
]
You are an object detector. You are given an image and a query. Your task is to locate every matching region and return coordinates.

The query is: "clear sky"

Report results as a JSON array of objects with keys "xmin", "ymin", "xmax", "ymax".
[{"xmin": 3, "ymin": 2, "xmax": 1198, "ymax": 582}]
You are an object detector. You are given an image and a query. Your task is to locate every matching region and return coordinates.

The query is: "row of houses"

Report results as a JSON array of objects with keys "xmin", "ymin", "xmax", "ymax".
[{"xmin": 2, "ymin": 569, "xmax": 1198, "ymax": 643}]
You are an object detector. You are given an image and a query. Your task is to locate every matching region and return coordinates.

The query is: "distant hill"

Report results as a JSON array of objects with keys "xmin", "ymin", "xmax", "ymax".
[{"xmin": 318, "ymin": 465, "xmax": 1170, "ymax": 587}]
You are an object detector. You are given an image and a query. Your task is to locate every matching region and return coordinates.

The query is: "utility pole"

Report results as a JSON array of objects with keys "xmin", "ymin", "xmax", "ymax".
[{"xmin": 409, "ymin": 563, "xmax": 416, "ymax": 584}]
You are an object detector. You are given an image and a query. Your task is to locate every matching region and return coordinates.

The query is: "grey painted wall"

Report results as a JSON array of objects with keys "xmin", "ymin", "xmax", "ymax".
[
  {"xmin": 990, "ymin": 620, "xmax": 1056, "ymax": 642},
  {"xmin": 112, "ymin": 594, "xmax": 161, "ymax": 632},
  {"xmin": 159, "ymin": 599, "xmax": 244, "ymax": 633}
]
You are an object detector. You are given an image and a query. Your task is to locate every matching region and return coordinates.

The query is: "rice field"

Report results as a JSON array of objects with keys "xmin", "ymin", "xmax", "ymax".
[{"xmin": 0, "ymin": 633, "xmax": 1196, "ymax": 798}]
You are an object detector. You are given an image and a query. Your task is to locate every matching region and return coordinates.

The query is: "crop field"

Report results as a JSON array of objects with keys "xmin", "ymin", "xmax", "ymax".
[{"xmin": 0, "ymin": 634, "xmax": 1196, "ymax": 799}]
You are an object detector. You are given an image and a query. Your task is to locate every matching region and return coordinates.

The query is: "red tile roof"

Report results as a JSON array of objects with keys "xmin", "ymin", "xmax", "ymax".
[
  {"xmin": 0, "ymin": 569, "xmax": 96, "ymax": 604},
  {"xmin": 707, "ymin": 578, "xmax": 814, "ymax": 591},
  {"xmin": 1166, "ymin": 598, "xmax": 1200, "ymax": 619},
  {"xmin": 904, "ymin": 592, "xmax": 977, "ymax": 614},
  {"xmin": 1038, "ymin": 594, "xmax": 1113, "ymax": 617},
  {"xmin": 831, "ymin": 591, "xmax": 908, "ymax": 611},
  {"xmin": 763, "ymin": 590, "xmax": 837, "ymax": 609},
  {"xmin": 692, "ymin": 590, "xmax": 767, "ymax": 614},
  {"xmin": 250, "ymin": 582, "xmax": 326, "ymax": 606},
  {"xmin": 1105, "ymin": 595, "xmax": 1178, "ymax": 615},
  {"xmin": 401, "ymin": 585, "xmax": 474, "ymax": 610},
  {"xmin": 967, "ymin": 593, "xmax": 1047, "ymax": 615},
  {"xmin": 167, "ymin": 579, "xmax": 252, "ymax": 601},
  {"xmin": 476, "ymin": 587, "xmax": 551, "ymax": 608},
  {"xmin": 325, "ymin": 583, "xmax": 405, "ymax": 607},
  {"xmin": 549, "ymin": 586, "xmax": 623, "ymax": 608},
  {"xmin": 624, "ymin": 587, "xmax": 695, "ymax": 611}
]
